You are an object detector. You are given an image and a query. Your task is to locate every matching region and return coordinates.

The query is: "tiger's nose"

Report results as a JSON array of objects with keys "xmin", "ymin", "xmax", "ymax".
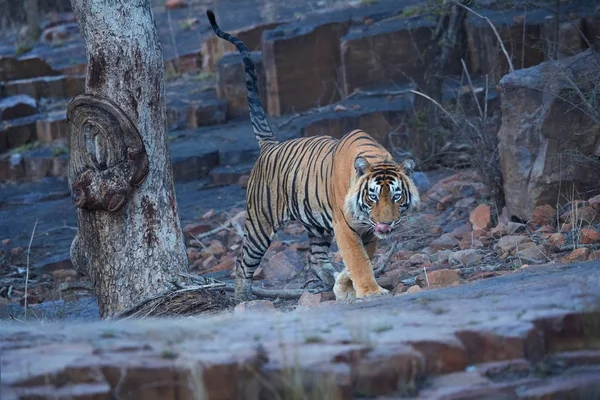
[{"xmin": 375, "ymin": 223, "xmax": 392, "ymax": 233}]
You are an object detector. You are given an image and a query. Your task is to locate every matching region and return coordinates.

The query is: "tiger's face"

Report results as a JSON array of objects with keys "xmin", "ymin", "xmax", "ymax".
[{"xmin": 345, "ymin": 157, "xmax": 420, "ymax": 239}]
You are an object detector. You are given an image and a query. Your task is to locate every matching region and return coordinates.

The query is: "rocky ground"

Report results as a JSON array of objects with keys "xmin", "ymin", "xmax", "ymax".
[
  {"xmin": 2, "ymin": 261, "xmax": 600, "ymax": 399},
  {"xmin": 1, "ymin": 0, "xmax": 600, "ymax": 398},
  {"xmin": 2, "ymin": 163, "xmax": 600, "ymax": 320}
]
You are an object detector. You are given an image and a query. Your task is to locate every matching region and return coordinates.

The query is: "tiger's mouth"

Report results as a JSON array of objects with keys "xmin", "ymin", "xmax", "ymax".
[{"xmin": 373, "ymin": 222, "xmax": 396, "ymax": 239}]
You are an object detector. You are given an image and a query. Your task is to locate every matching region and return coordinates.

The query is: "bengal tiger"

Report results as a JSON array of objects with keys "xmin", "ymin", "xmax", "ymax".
[{"xmin": 206, "ymin": 10, "xmax": 420, "ymax": 302}]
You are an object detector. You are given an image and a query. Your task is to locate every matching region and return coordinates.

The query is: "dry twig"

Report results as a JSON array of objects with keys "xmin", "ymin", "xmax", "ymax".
[
  {"xmin": 374, "ymin": 242, "xmax": 399, "ymax": 277},
  {"xmin": 453, "ymin": 0, "xmax": 514, "ymax": 74},
  {"xmin": 24, "ymin": 218, "xmax": 38, "ymax": 318}
]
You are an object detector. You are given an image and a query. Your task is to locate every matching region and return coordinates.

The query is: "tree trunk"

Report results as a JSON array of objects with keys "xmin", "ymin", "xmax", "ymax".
[
  {"xmin": 68, "ymin": 0, "xmax": 188, "ymax": 318},
  {"xmin": 25, "ymin": 0, "xmax": 40, "ymax": 42}
]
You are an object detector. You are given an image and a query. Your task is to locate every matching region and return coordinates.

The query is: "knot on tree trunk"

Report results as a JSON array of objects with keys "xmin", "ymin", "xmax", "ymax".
[{"xmin": 67, "ymin": 94, "xmax": 149, "ymax": 212}]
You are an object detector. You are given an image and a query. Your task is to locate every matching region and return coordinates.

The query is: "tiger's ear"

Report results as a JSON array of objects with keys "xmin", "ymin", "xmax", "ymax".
[
  {"xmin": 354, "ymin": 157, "xmax": 371, "ymax": 176},
  {"xmin": 400, "ymin": 158, "xmax": 416, "ymax": 176}
]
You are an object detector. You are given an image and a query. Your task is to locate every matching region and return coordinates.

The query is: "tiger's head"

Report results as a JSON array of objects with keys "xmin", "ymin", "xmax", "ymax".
[{"xmin": 345, "ymin": 156, "xmax": 421, "ymax": 239}]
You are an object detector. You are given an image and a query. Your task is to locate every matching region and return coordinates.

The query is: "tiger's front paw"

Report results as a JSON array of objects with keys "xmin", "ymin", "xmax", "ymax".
[
  {"xmin": 333, "ymin": 269, "xmax": 356, "ymax": 301},
  {"xmin": 356, "ymin": 285, "xmax": 390, "ymax": 298}
]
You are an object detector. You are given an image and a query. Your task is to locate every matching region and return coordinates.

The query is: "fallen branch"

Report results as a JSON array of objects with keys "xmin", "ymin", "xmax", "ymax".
[
  {"xmin": 222, "ymin": 283, "xmax": 307, "ymax": 299},
  {"xmin": 192, "ymin": 221, "xmax": 232, "ymax": 241},
  {"xmin": 112, "ymin": 283, "xmax": 231, "ymax": 319},
  {"xmin": 374, "ymin": 242, "xmax": 399, "ymax": 277}
]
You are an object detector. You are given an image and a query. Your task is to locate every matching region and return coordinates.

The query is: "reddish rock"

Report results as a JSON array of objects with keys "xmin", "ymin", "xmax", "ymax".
[
  {"xmin": 560, "ymin": 223, "xmax": 573, "ymax": 232},
  {"xmin": 515, "ymin": 244, "xmax": 548, "ymax": 264},
  {"xmin": 201, "ymin": 209, "xmax": 216, "ymax": 220},
  {"xmin": 340, "ymin": 18, "xmax": 448, "ymax": 96},
  {"xmin": 588, "ymin": 250, "xmax": 600, "ymax": 261},
  {"xmin": 417, "ymin": 269, "xmax": 460, "ymax": 288},
  {"xmin": 532, "ymin": 204, "xmax": 556, "ymax": 226},
  {"xmin": 187, "ymin": 248, "xmax": 201, "ymax": 263},
  {"xmin": 490, "ymin": 222, "xmax": 508, "ymax": 238},
  {"xmin": 391, "ymin": 283, "xmax": 405, "ymax": 295},
  {"xmin": 579, "ymin": 228, "xmax": 600, "ymax": 245},
  {"xmin": 392, "ymin": 250, "xmax": 416, "ymax": 261},
  {"xmin": 185, "ymin": 99, "xmax": 227, "ymax": 128},
  {"xmin": 52, "ymin": 269, "xmax": 80, "ymax": 281},
  {"xmin": 376, "ymin": 275, "xmax": 402, "ymax": 291},
  {"xmin": 35, "ymin": 112, "xmax": 68, "ymax": 143},
  {"xmin": 183, "ymin": 223, "xmax": 211, "ymax": 237},
  {"xmin": 428, "ymin": 234, "xmax": 459, "ymax": 253},
  {"xmin": 436, "ymin": 194, "xmax": 454, "ymax": 211},
  {"xmin": 495, "ymin": 235, "xmax": 533, "ymax": 257},
  {"xmin": 588, "ymin": 194, "xmax": 600, "ymax": 212},
  {"xmin": 450, "ymin": 223, "xmax": 472, "ymax": 240},
  {"xmin": 205, "ymin": 255, "xmax": 235, "ymax": 274},
  {"xmin": 262, "ymin": 249, "xmax": 303, "ymax": 281},
  {"xmin": 201, "ymin": 241, "xmax": 226, "ymax": 258},
  {"xmin": 164, "ymin": 0, "xmax": 186, "ymax": 9},
  {"xmin": 561, "ymin": 247, "xmax": 590, "ymax": 263},
  {"xmin": 448, "ymin": 249, "xmax": 483, "ymax": 267},
  {"xmin": 234, "ymin": 299, "xmax": 276, "ymax": 313},
  {"xmin": 548, "ymin": 232, "xmax": 566, "ymax": 248},
  {"xmin": 469, "ymin": 204, "xmax": 491, "ymax": 231},
  {"xmin": 562, "ymin": 206, "xmax": 598, "ymax": 226},
  {"xmin": 298, "ymin": 292, "xmax": 323, "ymax": 308},
  {"xmin": 409, "ymin": 253, "xmax": 429, "ymax": 265},
  {"xmin": 406, "ymin": 285, "xmax": 422, "ymax": 294},
  {"xmin": 386, "ymin": 260, "xmax": 411, "ymax": 274},
  {"xmin": 262, "ymin": 19, "xmax": 351, "ymax": 116}
]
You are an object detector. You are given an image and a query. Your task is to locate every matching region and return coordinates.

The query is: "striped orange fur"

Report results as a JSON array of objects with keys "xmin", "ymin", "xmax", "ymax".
[{"xmin": 207, "ymin": 10, "xmax": 420, "ymax": 301}]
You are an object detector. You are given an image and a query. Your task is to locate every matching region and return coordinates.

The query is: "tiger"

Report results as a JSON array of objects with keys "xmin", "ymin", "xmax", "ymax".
[{"xmin": 206, "ymin": 10, "xmax": 421, "ymax": 302}]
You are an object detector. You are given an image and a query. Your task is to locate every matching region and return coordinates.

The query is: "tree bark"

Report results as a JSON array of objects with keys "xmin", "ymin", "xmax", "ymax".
[{"xmin": 68, "ymin": 0, "xmax": 188, "ymax": 318}]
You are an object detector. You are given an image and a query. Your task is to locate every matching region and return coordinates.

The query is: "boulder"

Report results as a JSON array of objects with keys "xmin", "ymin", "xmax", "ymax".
[
  {"xmin": 297, "ymin": 93, "xmax": 414, "ymax": 154},
  {"xmin": 0, "ymin": 117, "xmax": 36, "ymax": 152},
  {"xmin": 0, "ymin": 56, "xmax": 61, "ymax": 81},
  {"xmin": 202, "ymin": 21, "xmax": 281, "ymax": 73},
  {"xmin": 497, "ymin": 49, "xmax": 600, "ymax": 222},
  {"xmin": 465, "ymin": 9, "xmax": 550, "ymax": 83},
  {"xmin": 0, "ymin": 95, "xmax": 37, "ymax": 122},
  {"xmin": 262, "ymin": 4, "xmax": 401, "ymax": 116},
  {"xmin": 185, "ymin": 99, "xmax": 228, "ymax": 128},
  {"xmin": 217, "ymin": 52, "xmax": 267, "ymax": 119},
  {"xmin": 340, "ymin": 17, "xmax": 460, "ymax": 96},
  {"xmin": 36, "ymin": 111, "xmax": 69, "ymax": 143},
  {"xmin": 541, "ymin": 14, "xmax": 586, "ymax": 60},
  {"xmin": 164, "ymin": 50, "xmax": 202, "ymax": 75},
  {"xmin": 3, "ymin": 76, "xmax": 67, "ymax": 99},
  {"xmin": 262, "ymin": 19, "xmax": 350, "ymax": 116}
]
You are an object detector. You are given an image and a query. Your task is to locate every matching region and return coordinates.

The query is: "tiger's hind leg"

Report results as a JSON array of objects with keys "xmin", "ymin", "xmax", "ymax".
[
  {"xmin": 235, "ymin": 215, "xmax": 274, "ymax": 303},
  {"xmin": 306, "ymin": 232, "xmax": 338, "ymax": 290}
]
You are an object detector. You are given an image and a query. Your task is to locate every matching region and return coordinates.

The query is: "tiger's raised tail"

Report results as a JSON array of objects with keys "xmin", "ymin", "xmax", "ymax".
[{"xmin": 206, "ymin": 10, "xmax": 277, "ymax": 148}]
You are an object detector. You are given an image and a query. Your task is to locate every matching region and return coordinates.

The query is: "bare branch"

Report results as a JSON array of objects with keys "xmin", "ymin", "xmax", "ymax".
[
  {"xmin": 410, "ymin": 89, "xmax": 459, "ymax": 126},
  {"xmin": 453, "ymin": 0, "xmax": 514, "ymax": 73},
  {"xmin": 24, "ymin": 218, "xmax": 38, "ymax": 318}
]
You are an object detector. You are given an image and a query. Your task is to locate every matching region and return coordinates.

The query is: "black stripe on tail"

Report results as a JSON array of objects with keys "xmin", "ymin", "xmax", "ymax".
[{"xmin": 206, "ymin": 10, "xmax": 277, "ymax": 147}]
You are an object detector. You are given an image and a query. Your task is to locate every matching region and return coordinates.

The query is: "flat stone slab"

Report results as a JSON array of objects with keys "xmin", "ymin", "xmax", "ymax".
[{"xmin": 1, "ymin": 261, "xmax": 599, "ymax": 399}]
